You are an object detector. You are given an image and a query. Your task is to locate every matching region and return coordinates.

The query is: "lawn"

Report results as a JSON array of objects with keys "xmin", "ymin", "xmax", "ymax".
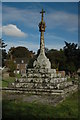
[
  {"xmin": 2, "ymin": 77, "xmax": 15, "ymax": 87},
  {"xmin": 2, "ymin": 74, "xmax": 21, "ymax": 87},
  {"xmin": 2, "ymin": 91, "xmax": 79, "ymax": 120},
  {"xmin": 1, "ymin": 75, "xmax": 79, "ymax": 119}
]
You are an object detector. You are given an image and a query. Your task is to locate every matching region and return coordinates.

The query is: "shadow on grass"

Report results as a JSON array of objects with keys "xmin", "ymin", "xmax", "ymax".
[{"xmin": 2, "ymin": 92, "xmax": 78, "ymax": 120}]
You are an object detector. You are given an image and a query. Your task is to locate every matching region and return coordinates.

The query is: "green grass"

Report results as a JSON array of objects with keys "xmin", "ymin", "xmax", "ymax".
[
  {"xmin": 2, "ymin": 74, "xmax": 21, "ymax": 87},
  {"xmin": 2, "ymin": 77, "xmax": 15, "ymax": 87},
  {"xmin": 2, "ymin": 92, "xmax": 78, "ymax": 120},
  {"xmin": 67, "ymin": 77, "xmax": 75, "ymax": 81},
  {"xmin": 16, "ymin": 74, "xmax": 21, "ymax": 78}
]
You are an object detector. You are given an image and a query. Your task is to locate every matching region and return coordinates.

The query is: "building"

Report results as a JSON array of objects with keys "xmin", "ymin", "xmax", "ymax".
[{"xmin": 14, "ymin": 58, "xmax": 28, "ymax": 76}]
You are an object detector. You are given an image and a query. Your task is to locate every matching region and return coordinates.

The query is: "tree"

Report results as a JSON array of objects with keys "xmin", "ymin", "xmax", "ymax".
[
  {"xmin": 27, "ymin": 56, "xmax": 37, "ymax": 68},
  {"xmin": 0, "ymin": 38, "xmax": 7, "ymax": 67},
  {"xmin": 7, "ymin": 47, "xmax": 15, "ymax": 60},
  {"xmin": 7, "ymin": 46, "xmax": 33, "ymax": 60},
  {"xmin": 0, "ymin": 39, "xmax": 7, "ymax": 48},
  {"xmin": 63, "ymin": 41, "xmax": 79, "ymax": 73},
  {"xmin": 6, "ymin": 60, "xmax": 16, "ymax": 77},
  {"xmin": 37, "ymin": 47, "xmax": 49, "ymax": 57},
  {"xmin": 46, "ymin": 49, "xmax": 66, "ymax": 70},
  {"xmin": 64, "ymin": 41, "xmax": 77, "ymax": 61}
]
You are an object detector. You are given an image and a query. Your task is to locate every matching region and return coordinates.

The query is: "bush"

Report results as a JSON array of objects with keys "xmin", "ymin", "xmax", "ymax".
[{"xmin": 9, "ymin": 72, "xmax": 15, "ymax": 77}]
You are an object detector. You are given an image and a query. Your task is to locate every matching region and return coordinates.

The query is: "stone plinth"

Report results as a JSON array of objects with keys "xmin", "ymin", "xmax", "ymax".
[
  {"xmin": 33, "ymin": 53, "xmax": 51, "ymax": 69},
  {"xmin": 12, "ymin": 68, "xmax": 67, "ymax": 91}
]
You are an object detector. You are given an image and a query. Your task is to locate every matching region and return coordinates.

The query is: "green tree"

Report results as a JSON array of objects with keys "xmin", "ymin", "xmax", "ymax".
[
  {"xmin": 64, "ymin": 41, "xmax": 79, "ymax": 73},
  {"xmin": 27, "ymin": 56, "xmax": 37, "ymax": 68},
  {"xmin": 6, "ymin": 60, "xmax": 16, "ymax": 77},
  {"xmin": 46, "ymin": 49, "xmax": 66, "ymax": 70},
  {"xmin": 7, "ymin": 47, "xmax": 15, "ymax": 60},
  {"xmin": 0, "ymin": 38, "xmax": 7, "ymax": 67},
  {"xmin": 7, "ymin": 46, "xmax": 33, "ymax": 60},
  {"xmin": 37, "ymin": 47, "xmax": 49, "ymax": 57}
]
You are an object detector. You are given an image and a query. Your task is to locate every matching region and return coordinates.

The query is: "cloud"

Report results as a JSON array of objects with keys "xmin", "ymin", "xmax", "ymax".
[
  {"xmin": 0, "ymin": 26, "xmax": 2, "ymax": 37},
  {"xmin": 45, "ymin": 33, "xmax": 66, "ymax": 41},
  {"xmin": 45, "ymin": 33, "xmax": 77, "ymax": 44},
  {"xmin": 6, "ymin": 40, "xmax": 39, "ymax": 53},
  {"xmin": 5, "ymin": 37, "xmax": 64, "ymax": 53},
  {"xmin": 67, "ymin": 28, "xmax": 78, "ymax": 32},
  {"xmin": 5, "ymin": 32, "xmax": 77, "ymax": 53},
  {"xmin": 0, "ymin": 2, "xmax": 2, "ymax": 25},
  {"xmin": 2, "ymin": 5, "xmax": 78, "ymax": 33},
  {"xmin": 0, "ymin": 2, "xmax": 2, "ymax": 38},
  {"xmin": 2, "ymin": 5, "xmax": 39, "ymax": 29},
  {"xmin": 2, "ymin": 0, "xmax": 79, "ymax": 2},
  {"xmin": 2, "ymin": 4, "xmax": 78, "ymax": 52},
  {"xmin": 46, "ymin": 11, "xmax": 78, "ymax": 32},
  {"xmin": 2, "ymin": 24, "xmax": 27, "ymax": 37}
]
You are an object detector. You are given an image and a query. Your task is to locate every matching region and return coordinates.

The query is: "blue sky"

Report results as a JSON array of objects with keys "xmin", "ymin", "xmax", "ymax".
[
  {"xmin": 2, "ymin": 2, "xmax": 78, "ymax": 53},
  {"xmin": 0, "ymin": 2, "xmax": 2, "ymax": 38},
  {"xmin": 2, "ymin": 0, "xmax": 79, "ymax": 2}
]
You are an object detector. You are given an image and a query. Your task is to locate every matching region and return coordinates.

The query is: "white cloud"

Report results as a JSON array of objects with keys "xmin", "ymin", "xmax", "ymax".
[
  {"xmin": 45, "ymin": 44, "xmax": 64, "ymax": 50},
  {"xmin": 45, "ymin": 33, "xmax": 66, "ymax": 41},
  {"xmin": 3, "ymin": 6, "xmax": 39, "ymax": 29},
  {"xmin": 0, "ymin": 26, "xmax": 2, "ymax": 37},
  {"xmin": 5, "ymin": 32, "xmax": 77, "ymax": 53},
  {"xmin": 2, "ymin": 24, "xmax": 27, "ymax": 37},
  {"xmin": 2, "ymin": 5, "xmax": 78, "ymax": 33},
  {"xmin": 2, "ymin": 0, "xmax": 79, "ymax": 2},
  {"xmin": 45, "ymin": 33, "xmax": 77, "ymax": 44},
  {"xmin": 2, "ymin": 4, "xmax": 78, "ymax": 52},
  {"xmin": 46, "ymin": 11, "xmax": 78, "ymax": 32},
  {"xmin": 67, "ymin": 28, "xmax": 78, "ymax": 32},
  {"xmin": 6, "ymin": 40, "xmax": 39, "ymax": 53},
  {"xmin": 0, "ymin": 2, "xmax": 2, "ymax": 38}
]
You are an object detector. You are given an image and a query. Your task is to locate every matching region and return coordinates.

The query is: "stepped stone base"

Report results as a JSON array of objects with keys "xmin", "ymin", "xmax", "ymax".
[
  {"xmin": 3, "ymin": 85, "xmax": 78, "ymax": 96},
  {"xmin": 11, "ymin": 68, "xmax": 67, "ymax": 92},
  {"xmin": 7, "ymin": 68, "xmax": 77, "ymax": 96}
]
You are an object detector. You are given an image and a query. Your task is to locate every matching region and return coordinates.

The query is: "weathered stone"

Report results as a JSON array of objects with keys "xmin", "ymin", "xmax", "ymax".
[{"xmin": 11, "ymin": 9, "xmax": 71, "ymax": 94}]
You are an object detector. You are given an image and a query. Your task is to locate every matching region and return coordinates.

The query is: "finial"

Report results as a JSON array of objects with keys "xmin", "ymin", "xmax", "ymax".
[{"xmin": 40, "ymin": 9, "xmax": 45, "ymax": 21}]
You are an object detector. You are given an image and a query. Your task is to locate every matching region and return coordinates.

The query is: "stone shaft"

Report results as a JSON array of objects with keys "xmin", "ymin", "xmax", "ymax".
[{"xmin": 40, "ymin": 31, "xmax": 45, "ymax": 55}]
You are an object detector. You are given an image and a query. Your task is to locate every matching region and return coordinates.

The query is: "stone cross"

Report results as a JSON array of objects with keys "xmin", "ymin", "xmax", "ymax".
[
  {"xmin": 33, "ymin": 9, "xmax": 51, "ymax": 69},
  {"xmin": 39, "ymin": 9, "xmax": 46, "ymax": 55},
  {"xmin": 40, "ymin": 9, "xmax": 45, "ymax": 21}
]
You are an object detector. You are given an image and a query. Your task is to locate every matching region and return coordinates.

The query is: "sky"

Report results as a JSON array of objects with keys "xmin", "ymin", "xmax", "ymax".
[
  {"xmin": 2, "ymin": 0, "xmax": 79, "ymax": 2},
  {"xmin": 2, "ymin": 2, "xmax": 78, "ymax": 53},
  {"xmin": 0, "ymin": 2, "xmax": 2, "ymax": 38}
]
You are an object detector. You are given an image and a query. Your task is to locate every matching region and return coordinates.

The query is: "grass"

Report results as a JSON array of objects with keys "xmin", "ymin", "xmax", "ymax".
[
  {"xmin": 67, "ymin": 77, "xmax": 75, "ymax": 81},
  {"xmin": 2, "ymin": 77, "xmax": 15, "ymax": 87},
  {"xmin": 67, "ymin": 77, "xmax": 78, "ymax": 82},
  {"xmin": 2, "ymin": 74, "xmax": 21, "ymax": 87},
  {"xmin": 1, "ymin": 75, "xmax": 79, "ymax": 119},
  {"xmin": 2, "ymin": 92, "xmax": 78, "ymax": 120}
]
